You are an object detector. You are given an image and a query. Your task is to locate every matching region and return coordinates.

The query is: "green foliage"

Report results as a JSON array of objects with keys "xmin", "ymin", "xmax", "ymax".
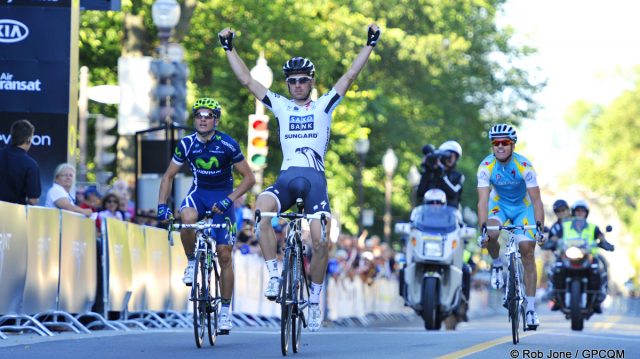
[
  {"xmin": 79, "ymin": 0, "xmax": 541, "ymax": 239},
  {"xmin": 575, "ymin": 75, "xmax": 640, "ymax": 278}
]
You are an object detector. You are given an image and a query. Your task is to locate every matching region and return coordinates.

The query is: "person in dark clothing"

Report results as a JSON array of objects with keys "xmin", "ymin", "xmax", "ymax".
[
  {"xmin": 416, "ymin": 140, "xmax": 465, "ymax": 209},
  {"xmin": 0, "ymin": 119, "xmax": 41, "ymax": 205}
]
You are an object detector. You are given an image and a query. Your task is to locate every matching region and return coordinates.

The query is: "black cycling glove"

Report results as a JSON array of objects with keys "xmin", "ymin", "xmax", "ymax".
[
  {"xmin": 367, "ymin": 26, "xmax": 380, "ymax": 47},
  {"xmin": 219, "ymin": 32, "xmax": 234, "ymax": 51}
]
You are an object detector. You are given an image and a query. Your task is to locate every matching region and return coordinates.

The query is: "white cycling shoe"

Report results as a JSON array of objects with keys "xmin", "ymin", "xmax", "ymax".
[
  {"xmin": 182, "ymin": 260, "xmax": 195, "ymax": 286},
  {"xmin": 491, "ymin": 265, "xmax": 505, "ymax": 289},
  {"xmin": 219, "ymin": 313, "xmax": 233, "ymax": 331},
  {"xmin": 526, "ymin": 310, "xmax": 540, "ymax": 329},
  {"xmin": 308, "ymin": 304, "xmax": 322, "ymax": 332},
  {"xmin": 264, "ymin": 277, "xmax": 280, "ymax": 300}
]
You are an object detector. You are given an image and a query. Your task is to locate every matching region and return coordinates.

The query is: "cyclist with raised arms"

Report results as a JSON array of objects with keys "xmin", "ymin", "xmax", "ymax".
[
  {"xmin": 218, "ymin": 23, "xmax": 380, "ymax": 331},
  {"xmin": 157, "ymin": 98, "xmax": 255, "ymax": 333},
  {"xmin": 477, "ymin": 124, "xmax": 545, "ymax": 329}
]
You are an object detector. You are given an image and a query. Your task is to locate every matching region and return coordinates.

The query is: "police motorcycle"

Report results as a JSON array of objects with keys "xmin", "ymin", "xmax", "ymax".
[
  {"xmin": 396, "ymin": 189, "xmax": 476, "ymax": 330},
  {"xmin": 547, "ymin": 220, "xmax": 613, "ymax": 331}
]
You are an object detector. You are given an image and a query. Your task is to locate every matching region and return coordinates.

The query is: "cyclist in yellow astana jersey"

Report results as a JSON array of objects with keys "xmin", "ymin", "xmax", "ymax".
[{"xmin": 477, "ymin": 123, "xmax": 545, "ymax": 329}]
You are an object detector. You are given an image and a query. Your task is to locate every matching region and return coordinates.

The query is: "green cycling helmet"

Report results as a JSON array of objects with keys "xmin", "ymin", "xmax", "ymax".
[{"xmin": 192, "ymin": 98, "xmax": 222, "ymax": 117}]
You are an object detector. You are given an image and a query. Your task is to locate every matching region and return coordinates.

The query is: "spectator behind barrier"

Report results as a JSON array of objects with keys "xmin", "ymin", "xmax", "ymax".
[
  {"xmin": 0, "ymin": 119, "xmax": 41, "ymax": 205},
  {"xmin": 45, "ymin": 163, "xmax": 92, "ymax": 217},
  {"xmin": 79, "ymin": 185, "xmax": 101, "ymax": 213},
  {"xmin": 96, "ymin": 193, "xmax": 124, "ymax": 232},
  {"xmin": 110, "ymin": 179, "xmax": 135, "ymax": 221}
]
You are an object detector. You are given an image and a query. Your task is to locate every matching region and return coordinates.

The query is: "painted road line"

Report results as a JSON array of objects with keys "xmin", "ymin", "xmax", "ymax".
[{"xmin": 436, "ymin": 332, "xmax": 538, "ymax": 359}]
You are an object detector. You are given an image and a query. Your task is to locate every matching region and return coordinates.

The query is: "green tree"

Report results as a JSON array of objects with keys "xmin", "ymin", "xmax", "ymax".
[{"xmin": 79, "ymin": 0, "xmax": 541, "ymax": 239}]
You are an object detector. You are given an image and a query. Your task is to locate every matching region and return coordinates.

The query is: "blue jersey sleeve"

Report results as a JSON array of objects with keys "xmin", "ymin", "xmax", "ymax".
[{"xmin": 172, "ymin": 138, "xmax": 189, "ymax": 164}]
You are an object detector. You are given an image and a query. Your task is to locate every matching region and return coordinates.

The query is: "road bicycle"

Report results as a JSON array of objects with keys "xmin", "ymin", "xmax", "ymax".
[
  {"xmin": 255, "ymin": 198, "xmax": 327, "ymax": 356},
  {"xmin": 485, "ymin": 224, "xmax": 537, "ymax": 344},
  {"xmin": 168, "ymin": 212, "xmax": 232, "ymax": 348}
]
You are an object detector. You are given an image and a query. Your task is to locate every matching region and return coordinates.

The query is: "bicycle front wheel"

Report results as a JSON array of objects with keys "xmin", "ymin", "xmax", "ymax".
[
  {"xmin": 207, "ymin": 259, "xmax": 220, "ymax": 346},
  {"xmin": 292, "ymin": 250, "xmax": 305, "ymax": 353},
  {"xmin": 192, "ymin": 252, "xmax": 208, "ymax": 348},
  {"xmin": 280, "ymin": 248, "xmax": 294, "ymax": 356},
  {"xmin": 508, "ymin": 252, "xmax": 519, "ymax": 344}
]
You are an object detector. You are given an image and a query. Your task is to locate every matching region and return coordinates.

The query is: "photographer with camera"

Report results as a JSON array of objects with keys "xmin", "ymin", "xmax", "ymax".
[{"xmin": 416, "ymin": 140, "xmax": 465, "ymax": 209}]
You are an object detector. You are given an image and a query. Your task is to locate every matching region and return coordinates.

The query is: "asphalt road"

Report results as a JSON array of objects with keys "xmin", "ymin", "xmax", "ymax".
[{"xmin": 1, "ymin": 309, "xmax": 638, "ymax": 359}]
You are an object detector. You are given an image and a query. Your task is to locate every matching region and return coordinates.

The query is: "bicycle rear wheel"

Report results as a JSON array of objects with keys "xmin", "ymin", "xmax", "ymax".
[
  {"xmin": 292, "ymin": 249, "xmax": 305, "ymax": 353},
  {"xmin": 207, "ymin": 259, "xmax": 220, "ymax": 345},
  {"xmin": 280, "ymin": 248, "xmax": 294, "ymax": 356},
  {"xmin": 192, "ymin": 252, "xmax": 209, "ymax": 348},
  {"xmin": 508, "ymin": 252, "xmax": 519, "ymax": 344}
]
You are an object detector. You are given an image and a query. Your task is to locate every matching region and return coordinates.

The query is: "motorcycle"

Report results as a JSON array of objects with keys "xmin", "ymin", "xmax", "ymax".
[
  {"xmin": 548, "ymin": 225, "xmax": 612, "ymax": 331},
  {"xmin": 395, "ymin": 205, "xmax": 475, "ymax": 330}
]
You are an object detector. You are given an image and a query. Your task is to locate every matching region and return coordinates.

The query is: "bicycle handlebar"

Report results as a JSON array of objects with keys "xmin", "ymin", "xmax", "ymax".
[
  {"xmin": 256, "ymin": 211, "xmax": 325, "ymax": 221},
  {"xmin": 166, "ymin": 211, "xmax": 232, "ymax": 246},
  {"xmin": 486, "ymin": 224, "xmax": 537, "ymax": 231}
]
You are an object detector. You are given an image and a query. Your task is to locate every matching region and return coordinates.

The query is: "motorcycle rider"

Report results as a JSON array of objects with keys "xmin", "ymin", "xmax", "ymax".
[
  {"xmin": 416, "ymin": 141, "xmax": 465, "ymax": 210},
  {"xmin": 551, "ymin": 199, "xmax": 615, "ymax": 313},
  {"xmin": 542, "ymin": 199, "xmax": 572, "ymax": 309}
]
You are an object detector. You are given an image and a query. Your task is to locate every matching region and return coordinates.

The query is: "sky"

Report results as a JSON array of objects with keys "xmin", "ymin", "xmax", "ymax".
[
  {"xmin": 498, "ymin": 0, "xmax": 640, "ymax": 186},
  {"xmin": 498, "ymin": 0, "xmax": 640, "ymax": 286}
]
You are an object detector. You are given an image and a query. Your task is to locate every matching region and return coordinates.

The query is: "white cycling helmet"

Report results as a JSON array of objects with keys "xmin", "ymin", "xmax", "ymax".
[
  {"xmin": 423, "ymin": 188, "xmax": 447, "ymax": 205},
  {"xmin": 571, "ymin": 199, "xmax": 590, "ymax": 217},
  {"xmin": 438, "ymin": 140, "xmax": 462, "ymax": 159},
  {"xmin": 489, "ymin": 123, "xmax": 518, "ymax": 143}
]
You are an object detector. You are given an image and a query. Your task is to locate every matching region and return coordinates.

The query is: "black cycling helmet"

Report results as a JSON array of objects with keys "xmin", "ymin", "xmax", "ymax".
[
  {"xmin": 552, "ymin": 199, "xmax": 569, "ymax": 213},
  {"xmin": 282, "ymin": 57, "xmax": 315, "ymax": 78}
]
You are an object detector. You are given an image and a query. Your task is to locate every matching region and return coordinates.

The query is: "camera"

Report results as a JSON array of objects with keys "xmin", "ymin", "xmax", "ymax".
[{"xmin": 422, "ymin": 144, "xmax": 447, "ymax": 169}]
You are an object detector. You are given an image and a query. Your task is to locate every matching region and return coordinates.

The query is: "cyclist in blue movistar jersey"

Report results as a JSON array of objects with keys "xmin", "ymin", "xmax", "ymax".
[
  {"xmin": 157, "ymin": 98, "xmax": 255, "ymax": 332},
  {"xmin": 219, "ymin": 23, "xmax": 380, "ymax": 331},
  {"xmin": 477, "ymin": 123, "xmax": 545, "ymax": 329}
]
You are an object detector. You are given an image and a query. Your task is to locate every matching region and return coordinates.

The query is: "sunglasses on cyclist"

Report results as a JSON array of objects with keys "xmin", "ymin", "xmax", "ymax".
[
  {"xmin": 491, "ymin": 139, "xmax": 513, "ymax": 147},
  {"xmin": 286, "ymin": 77, "xmax": 313, "ymax": 85},
  {"xmin": 195, "ymin": 112, "xmax": 217, "ymax": 119}
]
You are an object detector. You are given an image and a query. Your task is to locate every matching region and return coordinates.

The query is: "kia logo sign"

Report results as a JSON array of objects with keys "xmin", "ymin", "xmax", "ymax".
[{"xmin": 0, "ymin": 19, "xmax": 29, "ymax": 43}]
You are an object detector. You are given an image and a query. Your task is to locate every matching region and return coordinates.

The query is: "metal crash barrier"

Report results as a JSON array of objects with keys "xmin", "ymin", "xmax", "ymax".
[{"xmin": 1, "ymin": 200, "xmax": 414, "ymax": 339}]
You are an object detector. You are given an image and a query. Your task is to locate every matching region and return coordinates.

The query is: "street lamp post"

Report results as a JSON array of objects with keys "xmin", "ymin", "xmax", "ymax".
[
  {"xmin": 152, "ymin": 0, "xmax": 181, "ymax": 57},
  {"xmin": 249, "ymin": 51, "xmax": 273, "ymax": 194},
  {"xmin": 355, "ymin": 139, "xmax": 370, "ymax": 235},
  {"xmin": 382, "ymin": 148, "xmax": 398, "ymax": 243},
  {"xmin": 408, "ymin": 164, "xmax": 421, "ymax": 208}
]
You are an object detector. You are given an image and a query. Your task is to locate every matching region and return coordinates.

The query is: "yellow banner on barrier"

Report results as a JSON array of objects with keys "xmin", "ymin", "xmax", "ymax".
[
  {"xmin": 144, "ymin": 226, "xmax": 171, "ymax": 311},
  {"xmin": 105, "ymin": 217, "xmax": 131, "ymax": 312},
  {"xmin": 59, "ymin": 210, "xmax": 97, "ymax": 313},
  {"xmin": 128, "ymin": 222, "xmax": 147, "ymax": 312},
  {"xmin": 24, "ymin": 206, "xmax": 61, "ymax": 313},
  {"xmin": 0, "ymin": 201, "xmax": 28, "ymax": 314},
  {"xmin": 169, "ymin": 231, "xmax": 191, "ymax": 312}
]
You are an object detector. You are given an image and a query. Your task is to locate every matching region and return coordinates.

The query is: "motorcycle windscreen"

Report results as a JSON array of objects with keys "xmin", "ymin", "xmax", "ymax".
[{"xmin": 411, "ymin": 205, "xmax": 458, "ymax": 235}]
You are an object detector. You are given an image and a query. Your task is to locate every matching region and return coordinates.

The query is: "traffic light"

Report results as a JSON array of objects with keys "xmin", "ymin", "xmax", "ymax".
[
  {"xmin": 171, "ymin": 62, "xmax": 188, "ymax": 124},
  {"xmin": 247, "ymin": 114, "xmax": 269, "ymax": 170},
  {"xmin": 95, "ymin": 116, "xmax": 117, "ymax": 170},
  {"xmin": 149, "ymin": 59, "xmax": 188, "ymax": 124}
]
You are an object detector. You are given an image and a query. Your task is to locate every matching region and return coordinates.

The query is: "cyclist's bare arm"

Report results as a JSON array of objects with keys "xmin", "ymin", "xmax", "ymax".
[
  {"xmin": 158, "ymin": 161, "xmax": 182, "ymax": 205},
  {"xmin": 219, "ymin": 28, "xmax": 268, "ymax": 100},
  {"xmin": 228, "ymin": 159, "xmax": 255, "ymax": 202},
  {"xmin": 477, "ymin": 186, "xmax": 490, "ymax": 226},
  {"xmin": 334, "ymin": 23, "xmax": 380, "ymax": 97},
  {"xmin": 527, "ymin": 186, "xmax": 545, "ymax": 227}
]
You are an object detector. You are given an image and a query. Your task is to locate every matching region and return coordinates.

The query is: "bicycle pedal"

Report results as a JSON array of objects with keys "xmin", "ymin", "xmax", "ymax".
[
  {"xmin": 217, "ymin": 330, "xmax": 230, "ymax": 335},
  {"xmin": 527, "ymin": 325, "xmax": 538, "ymax": 331}
]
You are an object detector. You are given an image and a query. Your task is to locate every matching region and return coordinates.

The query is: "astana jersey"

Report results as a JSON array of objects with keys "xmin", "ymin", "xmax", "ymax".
[
  {"xmin": 261, "ymin": 88, "xmax": 343, "ymax": 172},
  {"xmin": 476, "ymin": 152, "xmax": 538, "ymax": 206}
]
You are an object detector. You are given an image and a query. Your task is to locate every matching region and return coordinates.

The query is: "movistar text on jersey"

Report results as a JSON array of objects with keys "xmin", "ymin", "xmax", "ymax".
[
  {"xmin": 0, "ymin": 73, "xmax": 42, "ymax": 92},
  {"xmin": 285, "ymin": 133, "xmax": 318, "ymax": 139}
]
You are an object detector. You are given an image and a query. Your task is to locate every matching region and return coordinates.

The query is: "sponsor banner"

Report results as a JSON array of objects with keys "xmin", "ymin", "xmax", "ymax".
[
  {"xmin": 1, "ymin": 1, "xmax": 72, "ymax": 8},
  {"xmin": 0, "ymin": 4, "xmax": 71, "ymax": 114},
  {"xmin": 0, "ymin": 113, "xmax": 70, "ymax": 203}
]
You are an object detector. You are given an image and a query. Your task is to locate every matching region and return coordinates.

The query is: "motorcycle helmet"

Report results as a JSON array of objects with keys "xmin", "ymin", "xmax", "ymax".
[
  {"xmin": 552, "ymin": 199, "xmax": 569, "ymax": 213},
  {"xmin": 571, "ymin": 199, "xmax": 590, "ymax": 217},
  {"xmin": 438, "ymin": 140, "xmax": 462, "ymax": 159},
  {"xmin": 423, "ymin": 189, "xmax": 447, "ymax": 205},
  {"xmin": 282, "ymin": 57, "xmax": 315, "ymax": 78},
  {"xmin": 192, "ymin": 97, "xmax": 222, "ymax": 118},
  {"xmin": 489, "ymin": 123, "xmax": 517, "ymax": 143}
]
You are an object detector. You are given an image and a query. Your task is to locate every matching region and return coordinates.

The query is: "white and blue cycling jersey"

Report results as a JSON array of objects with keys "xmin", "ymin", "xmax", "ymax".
[
  {"xmin": 477, "ymin": 152, "xmax": 539, "ymax": 238},
  {"xmin": 261, "ymin": 88, "xmax": 342, "ymax": 172}
]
